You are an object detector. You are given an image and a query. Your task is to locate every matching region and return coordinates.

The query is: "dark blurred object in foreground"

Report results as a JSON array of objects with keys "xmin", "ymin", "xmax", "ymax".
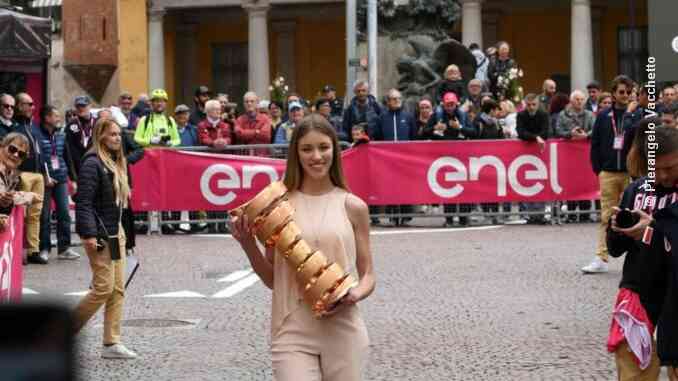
[{"xmin": 0, "ymin": 303, "xmax": 75, "ymax": 381}]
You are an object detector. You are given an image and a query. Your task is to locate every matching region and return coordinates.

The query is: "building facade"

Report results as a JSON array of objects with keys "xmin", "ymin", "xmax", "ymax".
[{"xmin": 37, "ymin": 0, "xmax": 650, "ymax": 111}]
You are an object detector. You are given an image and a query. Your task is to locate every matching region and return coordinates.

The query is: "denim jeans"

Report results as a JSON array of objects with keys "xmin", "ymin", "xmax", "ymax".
[{"xmin": 39, "ymin": 181, "xmax": 71, "ymax": 252}]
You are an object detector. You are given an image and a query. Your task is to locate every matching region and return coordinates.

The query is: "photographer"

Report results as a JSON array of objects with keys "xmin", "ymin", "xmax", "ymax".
[
  {"xmin": 604, "ymin": 125, "xmax": 677, "ymax": 379},
  {"xmin": 133, "ymin": 89, "xmax": 180, "ymax": 148},
  {"xmin": 73, "ymin": 118, "xmax": 137, "ymax": 359}
]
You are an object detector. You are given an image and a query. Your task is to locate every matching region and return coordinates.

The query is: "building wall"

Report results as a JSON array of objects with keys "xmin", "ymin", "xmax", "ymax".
[
  {"xmin": 181, "ymin": 11, "xmax": 345, "ymax": 104},
  {"xmin": 496, "ymin": 1, "xmax": 648, "ymax": 94},
  {"xmin": 118, "ymin": 0, "xmax": 149, "ymax": 101},
  {"xmin": 48, "ymin": 36, "xmax": 120, "ymax": 110},
  {"xmin": 293, "ymin": 17, "xmax": 346, "ymax": 100}
]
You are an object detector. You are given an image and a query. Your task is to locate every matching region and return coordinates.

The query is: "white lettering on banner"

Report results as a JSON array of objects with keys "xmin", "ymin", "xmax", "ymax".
[
  {"xmin": 428, "ymin": 143, "xmax": 563, "ymax": 199},
  {"xmin": 469, "ymin": 156, "xmax": 507, "ymax": 196},
  {"xmin": 508, "ymin": 156, "xmax": 547, "ymax": 196},
  {"xmin": 200, "ymin": 164, "xmax": 279, "ymax": 206},
  {"xmin": 427, "ymin": 157, "xmax": 467, "ymax": 198}
]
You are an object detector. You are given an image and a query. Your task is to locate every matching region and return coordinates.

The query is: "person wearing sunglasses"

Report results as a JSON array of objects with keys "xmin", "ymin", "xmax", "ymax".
[
  {"xmin": 13, "ymin": 93, "xmax": 47, "ymax": 265},
  {"xmin": 33, "ymin": 105, "xmax": 80, "ymax": 261},
  {"xmin": 0, "ymin": 93, "xmax": 16, "ymax": 139},
  {"xmin": 584, "ymin": 75, "xmax": 638, "ymax": 274},
  {"xmin": 0, "ymin": 133, "xmax": 42, "ymax": 233}
]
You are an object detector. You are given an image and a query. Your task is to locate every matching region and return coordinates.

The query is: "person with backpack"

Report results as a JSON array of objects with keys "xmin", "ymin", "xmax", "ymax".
[{"xmin": 133, "ymin": 89, "xmax": 180, "ymax": 148}]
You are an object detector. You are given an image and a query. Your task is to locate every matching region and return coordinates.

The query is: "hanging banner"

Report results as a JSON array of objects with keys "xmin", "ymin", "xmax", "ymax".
[{"xmin": 130, "ymin": 140, "xmax": 600, "ymax": 211}]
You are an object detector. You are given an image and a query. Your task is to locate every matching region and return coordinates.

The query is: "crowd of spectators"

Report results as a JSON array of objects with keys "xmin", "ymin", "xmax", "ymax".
[{"xmin": 1, "ymin": 40, "xmax": 677, "ymax": 254}]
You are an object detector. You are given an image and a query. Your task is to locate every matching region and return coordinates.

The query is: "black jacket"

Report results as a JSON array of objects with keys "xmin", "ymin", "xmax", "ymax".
[
  {"xmin": 516, "ymin": 109, "xmax": 549, "ymax": 141},
  {"xmin": 74, "ymin": 152, "xmax": 123, "ymax": 239},
  {"xmin": 655, "ymin": 202, "xmax": 678, "ymax": 367},
  {"xmin": 590, "ymin": 106, "xmax": 638, "ymax": 175},
  {"xmin": 189, "ymin": 107, "xmax": 206, "ymax": 127},
  {"xmin": 0, "ymin": 118, "xmax": 15, "ymax": 140},
  {"xmin": 422, "ymin": 107, "xmax": 473, "ymax": 140},
  {"xmin": 435, "ymin": 80, "xmax": 466, "ymax": 103},
  {"xmin": 607, "ymin": 178, "xmax": 672, "ymax": 325},
  {"xmin": 66, "ymin": 116, "xmax": 96, "ymax": 175},
  {"xmin": 122, "ymin": 130, "xmax": 144, "ymax": 187},
  {"xmin": 329, "ymin": 97, "xmax": 344, "ymax": 118},
  {"xmin": 13, "ymin": 116, "xmax": 42, "ymax": 174},
  {"xmin": 469, "ymin": 113, "xmax": 505, "ymax": 140}
]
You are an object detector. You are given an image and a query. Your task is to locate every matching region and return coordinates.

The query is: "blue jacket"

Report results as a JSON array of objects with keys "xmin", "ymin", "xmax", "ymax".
[
  {"xmin": 178, "ymin": 124, "xmax": 199, "ymax": 147},
  {"xmin": 32, "ymin": 124, "xmax": 76, "ymax": 183},
  {"xmin": 590, "ymin": 106, "xmax": 639, "ymax": 174},
  {"xmin": 422, "ymin": 106, "xmax": 473, "ymax": 140},
  {"xmin": 342, "ymin": 95, "xmax": 382, "ymax": 140},
  {"xmin": 373, "ymin": 108, "xmax": 417, "ymax": 141}
]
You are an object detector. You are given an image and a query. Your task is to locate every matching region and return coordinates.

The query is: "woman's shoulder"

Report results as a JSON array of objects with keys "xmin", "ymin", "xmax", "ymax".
[{"xmin": 342, "ymin": 191, "xmax": 368, "ymax": 214}]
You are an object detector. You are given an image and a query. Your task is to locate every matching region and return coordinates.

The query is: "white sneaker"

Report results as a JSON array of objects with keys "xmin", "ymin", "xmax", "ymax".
[
  {"xmin": 57, "ymin": 248, "xmax": 81, "ymax": 260},
  {"xmin": 101, "ymin": 343, "xmax": 138, "ymax": 359},
  {"xmin": 581, "ymin": 257, "xmax": 608, "ymax": 274}
]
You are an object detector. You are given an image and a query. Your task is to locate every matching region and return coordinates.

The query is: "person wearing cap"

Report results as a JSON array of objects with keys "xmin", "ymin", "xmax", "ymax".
[
  {"xmin": 258, "ymin": 100, "xmax": 271, "ymax": 117},
  {"xmin": 134, "ymin": 89, "xmax": 180, "ymax": 148},
  {"xmin": 190, "ymin": 85, "xmax": 211, "ymax": 126},
  {"xmin": 174, "ymin": 104, "xmax": 198, "ymax": 147},
  {"xmin": 424, "ymin": 91, "xmax": 474, "ymax": 227},
  {"xmin": 234, "ymin": 91, "xmax": 272, "ymax": 156},
  {"xmin": 65, "ymin": 95, "xmax": 96, "ymax": 175},
  {"xmin": 274, "ymin": 101, "xmax": 304, "ymax": 145},
  {"xmin": 14, "ymin": 92, "xmax": 48, "ymax": 263},
  {"xmin": 423, "ymin": 92, "xmax": 472, "ymax": 140},
  {"xmin": 341, "ymin": 80, "xmax": 382, "ymax": 141},
  {"xmin": 585, "ymin": 81, "xmax": 602, "ymax": 114},
  {"xmin": 315, "ymin": 97, "xmax": 347, "ymax": 142},
  {"xmin": 198, "ymin": 100, "xmax": 232, "ymax": 150},
  {"xmin": 322, "ymin": 84, "xmax": 344, "ymax": 118}
]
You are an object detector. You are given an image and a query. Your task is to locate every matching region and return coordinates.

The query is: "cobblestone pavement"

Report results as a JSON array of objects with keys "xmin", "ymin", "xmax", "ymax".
[{"xmin": 22, "ymin": 221, "xmax": 671, "ymax": 380}]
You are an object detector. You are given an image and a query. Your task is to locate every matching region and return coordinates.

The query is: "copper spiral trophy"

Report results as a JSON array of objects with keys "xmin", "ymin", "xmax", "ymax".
[{"xmin": 229, "ymin": 181, "xmax": 357, "ymax": 318}]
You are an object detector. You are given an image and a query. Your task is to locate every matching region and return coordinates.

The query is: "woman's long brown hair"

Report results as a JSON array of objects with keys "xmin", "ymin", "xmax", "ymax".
[
  {"xmin": 91, "ymin": 119, "xmax": 130, "ymax": 206},
  {"xmin": 283, "ymin": 114, "xmax": 349, "ymax": 192}
]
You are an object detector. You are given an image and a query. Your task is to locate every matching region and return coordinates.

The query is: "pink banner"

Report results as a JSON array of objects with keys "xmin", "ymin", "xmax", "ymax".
[
  {"xmin": 0, "ymin": 207, "xmax": 25, "ymax": 302},
  {"xmin": 130, "ymin": 140, "xmax": 600, "ymax": 211}
]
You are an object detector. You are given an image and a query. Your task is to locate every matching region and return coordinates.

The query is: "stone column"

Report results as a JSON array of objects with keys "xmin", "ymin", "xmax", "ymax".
[
  {"xmin": 571, "ymin": 0, "xmax": 594, "ymax": 91},
  {"xmin": 272, "ymin": 21, "xmax": 296, "ymax": 92},
  {"xmin": 176, "ymin": 23, "xmax": 198, "ymax": 106},
  {"xmin": 461, "ymin": 0, "xmax": 483, "ymax": 49},
  {"xmin": 243, "ymin": 0, "xmax": 271, "ymax": 99},
  {"xmin": 148, "ymin": 6, "xmax": 166, "ymax": 92}
]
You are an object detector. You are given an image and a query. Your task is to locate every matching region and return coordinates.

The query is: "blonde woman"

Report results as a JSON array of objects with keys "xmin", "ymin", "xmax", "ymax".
[
  {"xmin": 231, "ymin": 114, "xmax": 375, "ymax": 380},
  {"xmin": 73, "ymin": 119, "xmax": 136, "ymax": 359}
]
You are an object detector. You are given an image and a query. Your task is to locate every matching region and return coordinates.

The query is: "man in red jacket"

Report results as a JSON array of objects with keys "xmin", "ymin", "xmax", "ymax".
[
  {"xmin": 234, "ymin": 92, "xmax": 272, "ymax": 156},
  {"xmin": 198, "ymin": 99, "xmax": 232, "ymax": 150}
]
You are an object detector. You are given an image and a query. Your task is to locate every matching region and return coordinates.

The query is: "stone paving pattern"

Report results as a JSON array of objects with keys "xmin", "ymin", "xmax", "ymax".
[{"xmin": 23, "ymin": 222, "xmax": 671, "ymax": 380}]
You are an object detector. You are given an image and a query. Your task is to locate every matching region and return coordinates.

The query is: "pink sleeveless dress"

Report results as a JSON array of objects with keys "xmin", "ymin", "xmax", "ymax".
[{"xmin": 270, "ymin": 187, "xmax": 369, "ymax": 367}]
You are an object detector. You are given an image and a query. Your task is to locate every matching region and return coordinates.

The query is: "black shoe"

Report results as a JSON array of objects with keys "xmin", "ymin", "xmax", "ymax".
[
  {"xmin": 370, "ymin": 218, "xmax": 380, "ymax": 226},
  {"xmin": 161, "ymin": 226, "xmax": 175, "ymax": 235},
  {"xmin": 27, "ymin": 251, "xmax": 48, "ymax": 265},
  {"xmin": 459, "ymin": 217, "xmax": 469, "ymax": 226}
]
